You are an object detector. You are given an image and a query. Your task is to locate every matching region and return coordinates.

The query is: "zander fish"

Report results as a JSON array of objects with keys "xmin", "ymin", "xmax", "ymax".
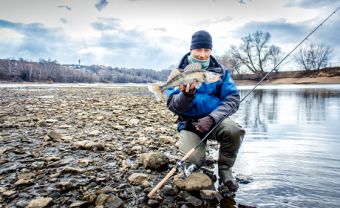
[{"xmin": 148, "ymin": 63, "xmax": 221, "ymax": 101}]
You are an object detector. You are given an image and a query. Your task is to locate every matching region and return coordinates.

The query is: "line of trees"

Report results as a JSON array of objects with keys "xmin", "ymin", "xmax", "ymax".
[
  {"xmin": 0, "ymin": 58, "xmax": 170, "ymax": 83},
  {"xmin": 217, "ymin": 30, "xmax": 333, "ymax": 75}
]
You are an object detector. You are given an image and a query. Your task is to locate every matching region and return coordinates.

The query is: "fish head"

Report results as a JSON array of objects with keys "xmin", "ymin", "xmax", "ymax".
[{"xmin": 203, "ymin": 71, "xmax": 221, "ymax": 83}]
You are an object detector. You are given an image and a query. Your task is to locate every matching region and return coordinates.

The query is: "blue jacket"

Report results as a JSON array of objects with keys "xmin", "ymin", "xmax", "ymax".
[{"xmin": 166, "ymin": 53, "xmax": 240, "ymax": 126}]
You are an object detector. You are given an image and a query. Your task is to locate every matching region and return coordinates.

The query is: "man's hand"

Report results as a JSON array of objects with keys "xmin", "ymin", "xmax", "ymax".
[
  {"xmin": 196, "ymin": 116, "xmax": 215, "ymax": 132},
  {"xmin": 179, "ymin": 80, "xmax": 197, "ymax": 96}
]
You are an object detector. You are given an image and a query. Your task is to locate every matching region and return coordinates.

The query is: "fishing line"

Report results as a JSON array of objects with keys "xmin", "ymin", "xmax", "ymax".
[
  {"xmin": 188, "ymin": 6, "xmax": 340, "ymax": 153},
  {"xmin": 147, "ymin": 6, "xmax": 339, "ymax": 199}
]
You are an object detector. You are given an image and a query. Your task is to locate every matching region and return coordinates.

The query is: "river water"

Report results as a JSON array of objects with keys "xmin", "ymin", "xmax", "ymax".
[
  {"xmin": 229, "ymin": 84, "xmax": 340, "ymax": 208},
  {"xmin": 1, "ymin": 83, "xmax": 339, "ymax": 207}
]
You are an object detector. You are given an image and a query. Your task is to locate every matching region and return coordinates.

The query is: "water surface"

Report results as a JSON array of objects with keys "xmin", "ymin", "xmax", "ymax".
[{"xmin": 230, "ymin": 84, "xmax": 340, "ymax": 207}]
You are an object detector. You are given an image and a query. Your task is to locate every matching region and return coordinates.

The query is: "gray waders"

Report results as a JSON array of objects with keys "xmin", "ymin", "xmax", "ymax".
[{"xmin": 178, "ymin": 118, "xmax": 245, "ymax": 190}]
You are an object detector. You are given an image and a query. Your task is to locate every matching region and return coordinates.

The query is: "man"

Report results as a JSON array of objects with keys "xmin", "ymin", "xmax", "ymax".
[{"xmin": 166, "ymin": 30, "xmax": 245, "ymax": 192}]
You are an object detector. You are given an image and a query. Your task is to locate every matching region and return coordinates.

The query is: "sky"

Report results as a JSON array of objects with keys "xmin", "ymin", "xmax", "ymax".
[{"xmin": 0, "ymin": 0, "xmax": 339, "ymax": 70}]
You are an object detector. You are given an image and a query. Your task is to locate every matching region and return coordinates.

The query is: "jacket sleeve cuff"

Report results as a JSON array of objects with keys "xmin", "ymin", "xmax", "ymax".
[
  {"xmin": 208, "ymin": 113, "xmax": 219, "ymax": 124},
  {"xmin": 167, "ymin": 92, "xmax": 195, "ymax": 114}
]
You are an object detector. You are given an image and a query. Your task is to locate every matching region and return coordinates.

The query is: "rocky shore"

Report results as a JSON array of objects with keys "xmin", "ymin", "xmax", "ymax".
[{"xmin": 0, "ymin": 86, "xmax": 249, "ymax": 208}]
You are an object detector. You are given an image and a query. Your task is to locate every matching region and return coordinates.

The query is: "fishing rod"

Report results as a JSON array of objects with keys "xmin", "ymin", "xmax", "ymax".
[{"xmin": 146, "ymin": 6, "xmax": 340, "ymax": 200}]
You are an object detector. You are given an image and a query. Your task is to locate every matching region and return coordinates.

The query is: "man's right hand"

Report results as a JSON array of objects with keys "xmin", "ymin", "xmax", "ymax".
[{"xmin": 179, "ymin": 81, "xmax": 197, "ymax": 96}]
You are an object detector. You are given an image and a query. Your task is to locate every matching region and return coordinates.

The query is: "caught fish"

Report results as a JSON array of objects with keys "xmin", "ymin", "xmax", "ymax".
[{"xmin": 148, "ymin": 63, "xmax": 221, "ymax": 101}]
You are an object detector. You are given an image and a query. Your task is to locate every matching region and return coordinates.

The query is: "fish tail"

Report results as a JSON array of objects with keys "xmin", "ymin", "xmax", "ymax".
[{"xmin": 148, "ymin": 84, "xmax": 163, "ymax": 101}]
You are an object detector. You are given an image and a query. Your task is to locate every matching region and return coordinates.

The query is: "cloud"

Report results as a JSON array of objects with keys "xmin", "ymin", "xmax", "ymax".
[
  {"xmin": 57, "ymin": 5, "xmax": 72, "ymax": 11},
  {"xmin": 60, "ymin": 18, "xmax": 67, "ymax": 24},
  {"xmin": 91, "ymin": 17, "xmax": 122, "ymax": 31},
  {"xmin": 0, "ymin": 19, "xmax": 65, "ymax": 59},
  {"xmin": 233, "ymin": 18, "xmax": 308, "ymax": 43},
  {"xmin": 239, "ymin": 0, "xmax": 251, "ymax": 4},
  {"xmin": 195, "ymin": 16, "xmax": 233, "ymax": 27},
  {"xmin": 95, "ymin": 0, "xmax": 109, "ymax": 11},
  {"xmin": 153, "ymin": 27, "xmax": 167, "ymax": 32},
  {"xmin": 284, "ymin": 0, "xmax": 339, "ymax": 9}
]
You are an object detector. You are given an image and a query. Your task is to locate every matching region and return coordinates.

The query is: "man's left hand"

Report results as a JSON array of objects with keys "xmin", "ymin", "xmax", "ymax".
[{"xmin": 196, "ymin": 116, "xmax": 215, "ymax": 132}]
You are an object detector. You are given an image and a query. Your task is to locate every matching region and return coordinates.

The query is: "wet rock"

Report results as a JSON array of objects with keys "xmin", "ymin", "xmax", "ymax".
[
  {"xmin": 128, "ymin": 118, "xmax": 140, "ymax": 126},
  {"xmin": 16, "ymin": 199, "xmax": 28, "ymax": 207},
  {"xmin": 238, "ymin": 204, "xmax": 257, "ymax": 208},
  {"xmin": 186, "ymin": 195, "xmax": 202, "ymax": 207},
  {"xmin": 73, "ymin": 140, "xmax": 105, "ymax": 151},
  {"xmin": 14, "ymin": 179, "xmax": 34, "ymax": 186},
  {"xmin": 78, "ymin": 159, "xmax": 90, "ymax": 167},
  {"xmin": 2, "ymin": 190, "xmax": 16, "ymax": 197},
  {"xmin": 45, "ymin": 156, "xmax": 61, "ymax": 161},
  {"xmin": 128, "ymin": 173, "xmax": 149, "ymax": 186},
  {"xmin": 200, "ymin": 190, "xmax": 217, "ymax": 200},
  {"xmin": 69, "ymin": 201, "xmax": 88, "ymax": 208},
  {"xmin": 173, "ymin": 172, "xmax": 212, "ymax": 191},
  {"xmin": 89, "ymin": 130, "xmax": 101, "ymax": 136},
  {"xmin": 83, "ymin": 191, "xmax": 97, "ymax": 203},
  {"xmin": 147, "ymin": 199, "xmax": 160, "ymax": 207},
  {"xmin": 161, "ymin": 185, "xmax": 179, "ymax": 196},
  {"xmin": 26, "ymin": 197, "xmax": 52, "ymax": 208},
  {"xmin": 139, "ymin": 152, "xmax": 169, "ymax": 170},
  {"xmin": 17, "ymin": 172, "xmax": 35, "ymax": 180},
  {"xmin": 62, "ymin": 166, "xmax": 84, "ymax": 174},
  {"xmin": 105, "ymin": 195, "xmax": 124, "ymax": 208},
  {"xmin": 47, "ymin": 130, "xmax": 62, "ymax": 141},
  {"xmin": 96, "ymin": 186, "xmax": 116, "ymax": 194},
  {"xmin": 111, "ymin": 124, "xmax": 124, "ymax": 130},
  {"xmin": 136, "ymin": 136, "xmax": 149, "ymax": 145},
  {"xmin": 56, "ymin": 180, "xmax": 77, "ymax": 192},
  {"xmin": 159, "ymin": 135, "xmax": 174, "ymax": 144},
  {"xmin": 177, "ymin": 191, "xmax": 202, "ymax": 208},
  {"xmin": 31, "ymin": 161, "xmax": 45, "ymax": 169},
  {"xmin": 95, "ymin": 193, "xmax": 109, "ymax": 206}
]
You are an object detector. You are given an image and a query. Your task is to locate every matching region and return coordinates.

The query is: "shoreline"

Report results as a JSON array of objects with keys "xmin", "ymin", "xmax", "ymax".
[
  {"xmin": 234, "ymin": 76, "xmax": 340, "ymax": 85},
  {"xmin": 1, "ymin": 76, "xmax": 340, "ymax": 88}
]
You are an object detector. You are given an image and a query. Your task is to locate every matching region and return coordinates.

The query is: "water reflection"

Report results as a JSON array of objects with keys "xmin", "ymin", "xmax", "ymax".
[
  {"xmin": 234, "ymin": 87, "xmax": 340, "ymax": 139},
  {"xmin": 230, "ymin": 85, "xmax": 340, "ymax": 208}
]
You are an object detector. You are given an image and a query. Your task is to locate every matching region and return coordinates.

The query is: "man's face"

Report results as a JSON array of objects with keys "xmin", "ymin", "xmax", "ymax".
[{"xmin": 191, "ymin": 48, "xmax": 212, "ymax": 60}]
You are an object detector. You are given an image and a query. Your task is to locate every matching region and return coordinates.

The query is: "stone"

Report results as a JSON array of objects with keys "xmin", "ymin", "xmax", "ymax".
[
  {"xmin": 69, "ymin": 201, "xmax": 88, "ymax": 207},
  {"xmin": 128, "ymin": 173, "xmax": 149, "ymax": 185},
  {"xmin": 14, "ymin": 179, "xmax": 34, "ymax": 186},
  {"xmin": 159, "ymin": 135, "xmax": 174, "ymax": 144},
  {"xmin": 25, "ymin": 197, "xmax": 52, "ymax": 208},
  {"xmin": 62, "ymin": 166, "xmax": 84, "ymax": 174},
  {"xmin": 89, "ymin": 130, "xmax": 101, "ymax": 136},
  {"xmin": 104, "ymin": 195, "xmax": 124, "ymax": 208},
  {"xmin": 47, "ymin": 130, "xmax": 62, "ymax": 141},
  {"xmin": 95, "ymin": 193, "xmax": 109, "ymax": 206},
  {"xmin": 139, "ymin": 152, "xmax": 169, "ymax": 170},
  {"xmin": 129, "ymin": 118, "xmax": 140, "ymax": 126},
  {"xmin": 136, "ymin": 137, "xmax": 149, "ymax": 145},
  {"xmin": 173, "ymin": 172, "xmax": 212, "ymax": 191},
  {"xmin": 96, "ymin": 186, "xmax": 116, "ymax": 194},
  {"xmin": 200, "ymin": 190, "xmax": 217, "ymax": 200},
  {"xmin": 3, "ymin": 190, "xmax": 16, "ymax": 197}
]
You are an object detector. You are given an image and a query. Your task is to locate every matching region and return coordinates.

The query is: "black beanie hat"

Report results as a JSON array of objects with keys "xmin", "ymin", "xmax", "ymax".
[{"xmin": 190, "ymin": 30, "xmax": 212, "ymax": 50}]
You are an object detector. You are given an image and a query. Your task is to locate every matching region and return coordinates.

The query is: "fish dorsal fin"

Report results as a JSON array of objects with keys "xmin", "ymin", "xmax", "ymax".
[
  {"xmin": 167, "ymin": 69, "xmax": 181, "ymax": 82},
  {"xmin": 184, "ymin": 63, "xmax": 202, "ymax": 71}
]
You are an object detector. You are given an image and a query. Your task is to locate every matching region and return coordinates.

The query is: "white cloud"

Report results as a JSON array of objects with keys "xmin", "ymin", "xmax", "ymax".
[{"xmin": 0, "ymin": 0, "xmax": 339, "ymax": 69}]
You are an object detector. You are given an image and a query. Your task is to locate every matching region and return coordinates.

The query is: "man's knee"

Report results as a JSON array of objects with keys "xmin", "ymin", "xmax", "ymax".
[
  {"xmin": 178, "ymin": 130, "xmax": 206, "ymax": 167},
  {"xmin": 218, "ymin": 119, "xmax": 245, "ymax": 146}
]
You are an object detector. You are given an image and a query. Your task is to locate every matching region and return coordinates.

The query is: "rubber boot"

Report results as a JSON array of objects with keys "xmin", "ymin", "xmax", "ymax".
[{"xmin": 218, "ymin": 167, "xmax": 239, "ymax": 192}]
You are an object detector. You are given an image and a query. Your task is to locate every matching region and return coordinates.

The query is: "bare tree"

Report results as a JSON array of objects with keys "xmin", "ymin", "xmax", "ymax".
[
  {"xmin": 268, "ymin": 46, "xmax": 282, "ymax": 72},
  {"xmin": 216, "ymin": 53, "xmax": 241, "ymax": 75},
  {"xmin": 295, "ymin": 43, "xmax": 332, "ymax": 71},
  {"xmin": 230, "ymin": 30, "xmax": 282, "ymax": 75}
]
